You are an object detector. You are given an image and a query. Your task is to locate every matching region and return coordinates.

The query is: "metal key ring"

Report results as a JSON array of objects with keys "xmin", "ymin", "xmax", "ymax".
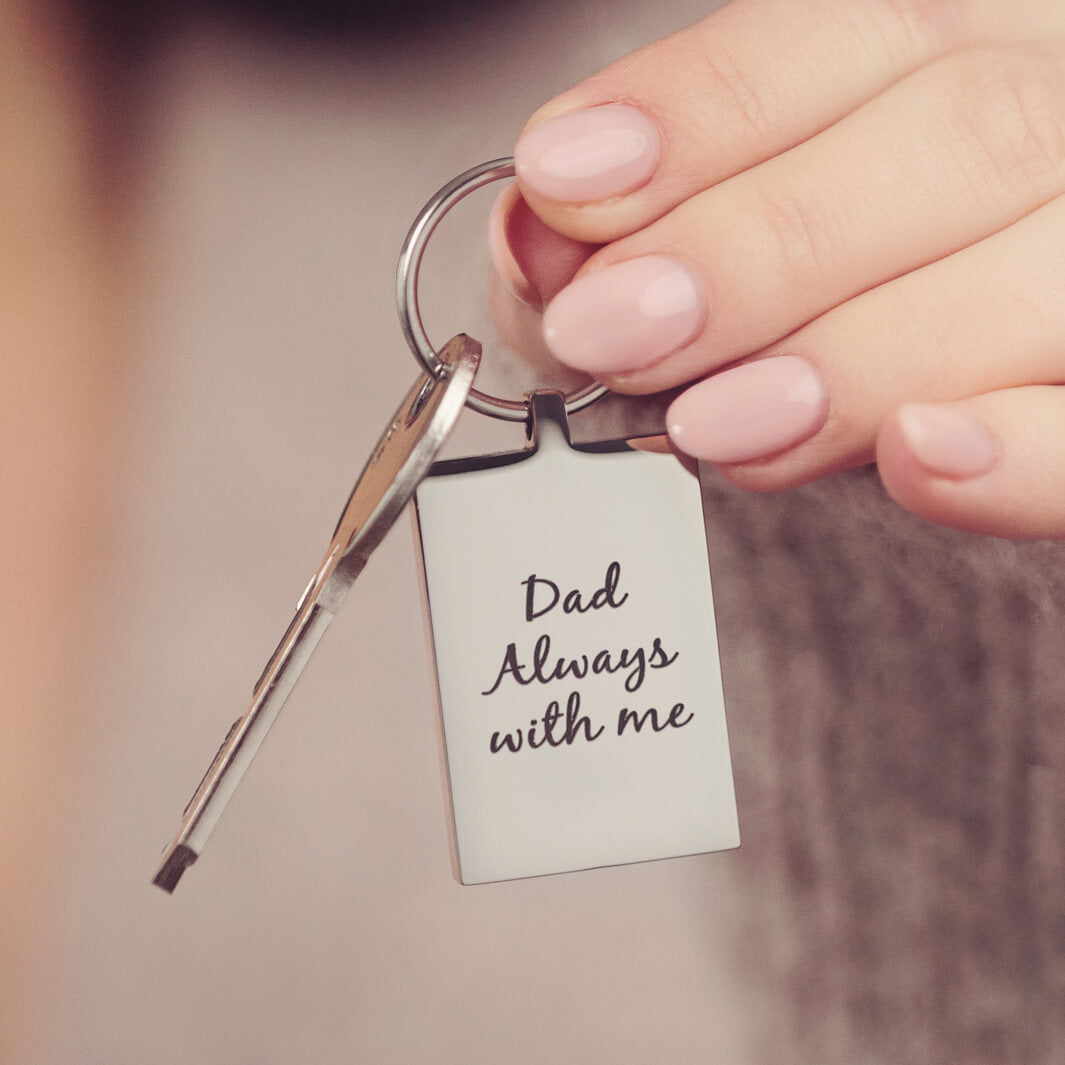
[{"xmin": 396, "ymin": 157, "xmax": 609, "ymax": 422}]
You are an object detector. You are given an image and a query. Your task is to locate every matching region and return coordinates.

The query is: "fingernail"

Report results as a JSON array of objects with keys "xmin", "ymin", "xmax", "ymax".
[
  {"xmin": 542, "ymin": 256, "xmax": 707, "ymax": 374},
  {"xmin": 515, "ymin": 104, "xmax": 661, "ymax": 204},
  {"xmin": 897, "ymin": 404, "xmax": 997, "ymax": 479},
  {"xmin": 667, "ymin": 356, "xmax": 829, "ymax": 464},
  {"xmin": 489, "ymin": 184, "xmax": 539, "ymax": 306}
]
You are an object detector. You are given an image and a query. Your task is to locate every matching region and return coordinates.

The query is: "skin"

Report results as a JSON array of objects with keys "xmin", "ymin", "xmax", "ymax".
[{"xmin": 495, "ymin": 0, "xmax": 1065, "ymax": 540}]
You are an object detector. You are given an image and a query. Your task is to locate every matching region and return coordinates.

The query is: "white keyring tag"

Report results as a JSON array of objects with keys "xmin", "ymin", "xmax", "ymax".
[{"xmin": 413, "ymin": 393, "xmax": 739, "ymax": 884}]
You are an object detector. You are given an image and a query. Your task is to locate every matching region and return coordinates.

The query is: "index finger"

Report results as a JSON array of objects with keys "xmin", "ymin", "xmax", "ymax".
[{"xmin": 513, "ymin": 0, "xmax": 1054, "ymax": 242}]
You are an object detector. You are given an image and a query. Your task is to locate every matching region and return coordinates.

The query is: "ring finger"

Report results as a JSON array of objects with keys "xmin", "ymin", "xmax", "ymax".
[{"xmin": 664, "ymin": 189, "xmax": 1065, "ymax": 490}]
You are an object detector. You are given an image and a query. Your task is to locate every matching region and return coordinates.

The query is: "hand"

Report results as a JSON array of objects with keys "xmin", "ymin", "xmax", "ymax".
[{"xmin": 492, "ymin": 0, "xmax": 1065, "ymax": 539}]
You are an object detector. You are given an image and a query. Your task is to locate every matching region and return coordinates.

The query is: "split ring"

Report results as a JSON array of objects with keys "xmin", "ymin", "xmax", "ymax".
[{"xmin": 396, "ymin": 157, "xmax": 608, "ymax": 423}]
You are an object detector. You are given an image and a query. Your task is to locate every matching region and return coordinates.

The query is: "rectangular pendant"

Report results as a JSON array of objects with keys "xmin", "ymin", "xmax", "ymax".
[{"xmin": 412, "ymin": 393, "xmax": 739, "ymax": 884}]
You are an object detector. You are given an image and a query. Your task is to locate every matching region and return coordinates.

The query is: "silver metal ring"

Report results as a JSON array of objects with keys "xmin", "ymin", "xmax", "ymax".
[{"xmin": 396, "ymin": 157, "xmax": 609, "ymax": 423}]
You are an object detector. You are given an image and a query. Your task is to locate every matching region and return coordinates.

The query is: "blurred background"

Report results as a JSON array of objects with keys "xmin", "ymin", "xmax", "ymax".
[{"xmin": 9, "ymin": 0, "xmax": 1064, "ymax": 1062}]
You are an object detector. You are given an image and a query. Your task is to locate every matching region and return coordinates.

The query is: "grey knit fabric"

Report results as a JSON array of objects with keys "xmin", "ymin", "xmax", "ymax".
[{"xmin": 701, "ymin": 464, "xmax": 1064, "ymax": 1064}]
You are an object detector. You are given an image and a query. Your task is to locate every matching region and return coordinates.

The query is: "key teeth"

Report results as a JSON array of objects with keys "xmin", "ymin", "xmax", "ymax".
[{"xmin": 153, "ymin": 844, "xmax": 198, "ymax": 894}]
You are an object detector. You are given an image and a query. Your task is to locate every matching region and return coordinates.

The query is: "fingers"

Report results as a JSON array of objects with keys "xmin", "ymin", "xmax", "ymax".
[
  {"xmin": 500, "ymin": 0, "xmax": 1065, "ymax": 541},
  {"xmin": 878, "ymin": 389, "xmax": 1065, "ymax": 539},
  {"xmin": 513, "ymin": 0, "xmax": 1063, "ymax": 244},
  {"xmin": 664, "ymin": 189, "xmax": 1065, "ymax": 488},
  {"xmin": 514, "ymin": 0, "xmax": 951, "ymax": 241},
  {"xmin": 539, "ymin": 44, "xmax": 1065, "ymax": 393}
]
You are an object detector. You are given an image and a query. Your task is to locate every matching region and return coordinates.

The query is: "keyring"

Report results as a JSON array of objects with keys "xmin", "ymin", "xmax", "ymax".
[{"xmin": 396, "ymin": 157, "xmax": 609, "ymax": 423}]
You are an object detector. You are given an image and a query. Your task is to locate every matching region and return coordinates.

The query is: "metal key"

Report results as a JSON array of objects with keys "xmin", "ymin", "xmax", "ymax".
[{"xmin": 153, "ymin": 333, "xmax": 480, "ymax": 893}]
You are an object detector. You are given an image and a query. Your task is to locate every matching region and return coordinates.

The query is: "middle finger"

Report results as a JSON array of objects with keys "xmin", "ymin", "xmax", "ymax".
[{"xmin": 541, "ymin": 44, "xmax": 1065, "ymax": 392}]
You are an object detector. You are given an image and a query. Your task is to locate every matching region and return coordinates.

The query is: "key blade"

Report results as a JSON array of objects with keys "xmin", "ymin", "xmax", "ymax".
[
  {"xmin": 154, "ymin": 843, "xmax": 197, "ymax": 893},
  {"xmin": 153, "ymin": 334, "xmax": 480, "ymax": 893},
  {"xmin": 153, "ymin": 596, "xmax": 334, "ymax": 892}
]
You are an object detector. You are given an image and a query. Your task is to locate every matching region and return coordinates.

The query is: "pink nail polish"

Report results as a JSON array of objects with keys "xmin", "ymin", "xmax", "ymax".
[
  {"xmin": 897, "ymin": 404, "xmax": 997, "ymax": 479},
  {"xmin": 542, "ymin": 256, "xmax": 707, "ymax": 374},
  {"xmin": 515, "ymin": 104, "xmax": 661, "ymax": 204},
  {"xmin": 667, "ymin": 356, "xmax": 829, "ymax": 464}
]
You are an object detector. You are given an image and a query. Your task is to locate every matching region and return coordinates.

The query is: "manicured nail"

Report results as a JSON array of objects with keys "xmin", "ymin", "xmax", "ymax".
[
  {"xmin": 667, "ymin": 356, "xmax": 829, "ymax": 464},
  {"xmin": 897, "ymin": 404, "xmax": 997, "ymax": 479},
  {"xmin": 542, "ymin": 256, "xmax": 707, "ymax": 374},
  {"xmin": 515, "ymin": 104, "xmax": 661, "ymax": 204}
]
